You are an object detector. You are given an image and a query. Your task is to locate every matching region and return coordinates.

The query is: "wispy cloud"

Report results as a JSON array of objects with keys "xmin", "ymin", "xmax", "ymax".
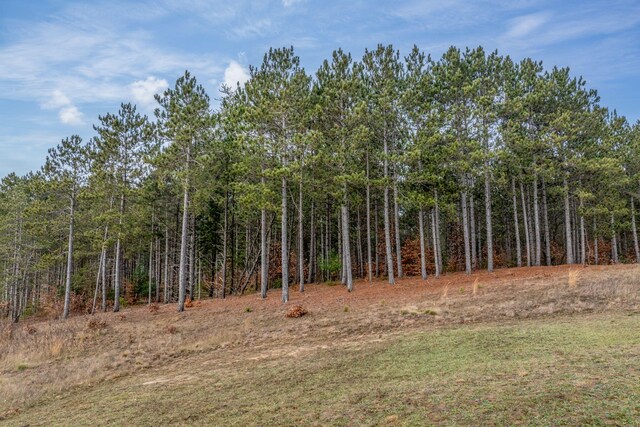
[{"xmin": 505, "ymin": 12, "xmax": 550, "ymax": 38}]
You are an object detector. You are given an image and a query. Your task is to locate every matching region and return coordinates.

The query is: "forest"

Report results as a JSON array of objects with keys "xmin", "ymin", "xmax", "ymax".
[{"xmin": 2, "ymin": 44, "xmax": 639, "ymax": 322}]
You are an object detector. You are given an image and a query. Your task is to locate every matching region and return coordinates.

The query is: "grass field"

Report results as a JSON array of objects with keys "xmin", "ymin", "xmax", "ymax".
[{"xmin": 1, "ymin": 264, "xmax": 639, "ymax": 426}]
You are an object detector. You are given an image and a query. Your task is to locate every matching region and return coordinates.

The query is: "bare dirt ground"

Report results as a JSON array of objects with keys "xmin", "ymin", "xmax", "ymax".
[{"xmin": 1, "ymin": 264, "xmax": 639, "ymax": 425}]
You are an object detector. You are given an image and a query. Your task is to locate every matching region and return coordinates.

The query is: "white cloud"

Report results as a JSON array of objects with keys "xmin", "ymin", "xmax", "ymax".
[
  {"xmin": 42, "ymin": 90, "xmax": 72, "ymax": 109},
  {"xmin": 282, "ymin": 0, "xmax": 303, "ymax": 6},
  {"xmin": 505, "ymin": 12, "xmax": 550, "ymax": 38},
  {"xmin": 222, "ymin": 60, "xmax": 250, "ymax": 90},
  {"xmin": 59, "ymin": 105, "xmax": 84, "ymax": 125},
  {"xmin": 41, "ymin": 89, "xmax": 84, "ymax": 125},
  {"xmin": 130, "ymin": 76, "xmax": 169, "ymax": 109}
]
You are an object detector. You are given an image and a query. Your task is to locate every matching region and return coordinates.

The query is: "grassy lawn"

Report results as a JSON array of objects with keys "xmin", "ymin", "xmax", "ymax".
[{"xmin": 5, "ymin": 311, "xmax": 640, "ymax": 426}]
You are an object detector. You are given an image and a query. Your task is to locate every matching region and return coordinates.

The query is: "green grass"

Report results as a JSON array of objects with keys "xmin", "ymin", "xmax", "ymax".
[{"xmin": 5, "ymin": 313, "xmax": 640, "ymax": 426}]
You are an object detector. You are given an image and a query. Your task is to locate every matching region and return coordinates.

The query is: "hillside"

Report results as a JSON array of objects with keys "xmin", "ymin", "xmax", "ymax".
[{"xmin": 1, "ymin": 264, "xmax": 639, "ymax": 426}]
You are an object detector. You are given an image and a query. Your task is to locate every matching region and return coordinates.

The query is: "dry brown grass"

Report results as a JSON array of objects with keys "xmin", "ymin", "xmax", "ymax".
[
  {"xmin": 0, "ymin": 264, "xmax": 638, "ymax": 422},
  {"xmin": 568, "ymin": 269, "xmax": 579, "ymax": 287}
]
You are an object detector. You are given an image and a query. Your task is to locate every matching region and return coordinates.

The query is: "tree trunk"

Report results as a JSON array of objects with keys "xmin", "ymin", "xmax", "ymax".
[
  {"xmin": 632, "ymin": 197, "xmax": 640, "ymax": 263},
  {"xmin": 298, "ymin": 180, "xmax": 304, "ymax": 292},
  {"xmin": 281, "ymin": 174, "xmax": 289, "ymax": 303},
  {"xmin": 357, "ymin": 208, "xmax": 363, "ymax": 279},
  {"xmin": 341, "ymin": 187, "xmax": 353, "ymax": 292},
  {"xmin": 594, "ymin": 218, "xmax": 599, "ymax": 265},
  {"xmin": 177, "ymin": 181, "xmax": 189, "ymax": 312},
  {"xmin": 221, "ymin": 192, "xmax": 228, "ymax": 299},
  {"xmin": 512, "ymin": 177, "xmax": 522, "ymax": 267},
  {"xmin": 542, "ymin": 177, "xmax": 551, "ymax": 266},
  {"xmin": 435, "ymin": 190, "xmax": 443, "ymax": 274},
  {"xmin": 563, "ymin": 178, "xmax": 574, "ymax": 264},
  {"xmin": 113, "ymin": 191, "xmax": 125, "ymax": 312},
  {"xmin": 470, "ymin": 193, "xmax": 477, "ymax": 270},
  {"xmin": 260, "ymin": 182, "xmax": 268, "ymax": 299},
  {"xmin": 485, "ymin": 169, "xmax": 493, "ymax": 272},
  {"xmin": 419, "ymin": 209, "xmax": 427, "ymax": 280},
  {"xmin": 579, "ymin": 197, "xmax": 586, "ymax": 264},
  {"xmin": 533, "ymin": 173, "xmax": 541, "ymax": 266},
  {"xmin": 62, "ymin": 190, "xmax": 75, "ymax": 319},
  {"xmin": 375, "ymin": 199, "xmax": 380, "ymax": 278},
  {"xmin": 611, "ymin": 214, "xmax": 618, "ymax": 263},
  {"xmin": 431, "ymin": 209, "xmax": 440, "ymax": 278},
  {"xmin": 393, "ymin": 179, "xmax": 403, "ymax": 278},
  {"xmin": 461, "ymin": 189, "xmax": 471, "ymax": 274},
  {"xmin": 307, "ymin": 201, "xmax": 315, "ymax": 283},
  {"xmin": 189, "ymin": 214, "xmax": 195, "ymax": 300},
  {"xmin": 163, "ymin": 218, "xmax": 169, "ymax": 304},
  {"xmin": 383, "ymin": 126, "xmax": 395, "ymax": 285},
  {"xmin": 366, "ymin": 153, "xmax": 373, "ymax": 282},
  {"xmin": 520, "ymin": 179, "xmax": 531, "ymax": 267}
]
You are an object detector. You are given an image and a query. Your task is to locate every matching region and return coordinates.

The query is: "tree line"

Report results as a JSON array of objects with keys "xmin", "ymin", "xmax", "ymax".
[{"xmin": 2, "ymin": 44, "xmax": 639, "ymax": 321}]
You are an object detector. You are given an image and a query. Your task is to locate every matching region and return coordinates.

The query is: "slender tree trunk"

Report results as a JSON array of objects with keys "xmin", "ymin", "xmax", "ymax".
[
  {"xmin": 563, "ymin": 178, "xmax": 574, "ymax": 264},
  {"xmin": 92, "ymin": 243, "xmax": 104, "ymax": 314},
  {"xmin": 221, "ymin": 192, "xmax": 228, "ymax": 299},
  {"xmin": 62, "ymin": 190, "xmax": 75, "ymax": 319},
  {"xmin": 435, "ymin": 190, "xmax": 443, "ymax": 274},
  {"xmin": 520, "ymin": 179, "xmax": 531, "ymax": 267},
  {"xmin": 533, "ymin": 173, "xmax": 541, "ymax": 266},
  {"xmin": 155, "ymin": 237, "xmax": 160, "ymax": 302},
  {"xmin": 113, "ymin": 191, "xmax": 125, "ymax": 312},
  {"xmin": 307, "ymin": 202, "xmax": 315, "ymax": 283},
  {"xmin": 375, "ymin": 199, "xmax": 380, "ymax": 278},
  {"xmin": 594, "ymin": 218, "xmax": 599, "ymax": 265},
  {"xmin": 163, "ymin": 219, "xmax": 169, "ymax": 303},
  {"xmin": 611, "ymin": 214, "xmax": 618, "ymax": 263},
  {"xmin": 260, "ymin": 177, "xmax": 268, "ymax": 298},
  {"xmin": 485, "ymin": 169, "xmax": 493, "ymax": 272},
  {"xmin": 189, "ymin": 214, "xmax": 195, "ymax": 300},
  {"xmin": 148, "ymin": 240, "xmax": 153, "ymax": 305},
  {"xmin": 419, "ymin": 209, "xmax": 427, "ymax": 280},
  {"xmin": 470, "ymin": 193, "xmax": 477, "ymax": 270},
  {"xmin": 281, "ymin": 174, "xmax": 289, "ymax": 303},
  {"xmin": 461, "ymin": 189, "xmax": 471, "ymax": 274},
  {"xmin": 631, "ymin": 197, "xmax": 640, "ymax": 263},
  {"xmin": 431, "ymin": 209, "xmax": 440, "ymax": 278},
  {"xmin": 357, "ymin": 208, "xmax": 363, "ymax": 279},
  {"xmin": 177, "ymin": 180, "xmax": 189, "ymax": 312},
  {"xmin": 393, "ymin": 179, "xmax": 403, "ymax": 278},
  {"xmin": 298, "ymin": 180, "xmax": 304, "ymax": 292},
  {"xmin": 542, "ymin": 177, "xmax": 551, "ymax": 266},
  {"xmin": 579, "ymin": 197, "xmax": 586, "ymax": 264},
  {"xmin": 383, "ymin": 126, "xmax": 395, "ymax": 285},
  {"xmin": 366, "ymin": 153, "xmax": 372, "ymax": 282},
  {"xmin": 341, "ymin": 187, "xmax": 353, "ymax": 292}
]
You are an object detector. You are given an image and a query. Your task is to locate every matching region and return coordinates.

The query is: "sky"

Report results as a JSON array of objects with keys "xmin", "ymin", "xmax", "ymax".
[{"xmin": 1, "ymin": 0, "xmax": 639, "ymax": 177}]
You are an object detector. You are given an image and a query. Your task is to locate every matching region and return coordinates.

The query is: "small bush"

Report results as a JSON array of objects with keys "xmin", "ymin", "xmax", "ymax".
[
  {"xmin": 245, "ymin": 307, "xmax": 253, "ymax": 313},
  {"xmin": 25, "ymin": 325, "xmax": 37, "ymax": 335},
  {"xmin": 165, "ymin": 325, "xmax": 178, "ymax": 334},
  {"xmin": 149, "ymin": 303, "xmax": 160, "ymax": 314},
  {"xmin": 87, "ymin": 318, "xmax": 108, "ymax": 330},
  {"xmin": 286, "ymin": 305, "xmax": 308, "ymax": 318}
]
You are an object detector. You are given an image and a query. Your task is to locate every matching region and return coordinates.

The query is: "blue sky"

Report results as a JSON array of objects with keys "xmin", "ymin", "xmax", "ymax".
[{"xmin": 1, "ymin": 0, "xmax": 639, "ymax": 177}]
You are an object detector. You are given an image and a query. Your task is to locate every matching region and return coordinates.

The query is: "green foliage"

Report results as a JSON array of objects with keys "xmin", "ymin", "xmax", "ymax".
[{"xmin": 319, "ymin": 250, "xmax": 342, "ymax": 279}]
